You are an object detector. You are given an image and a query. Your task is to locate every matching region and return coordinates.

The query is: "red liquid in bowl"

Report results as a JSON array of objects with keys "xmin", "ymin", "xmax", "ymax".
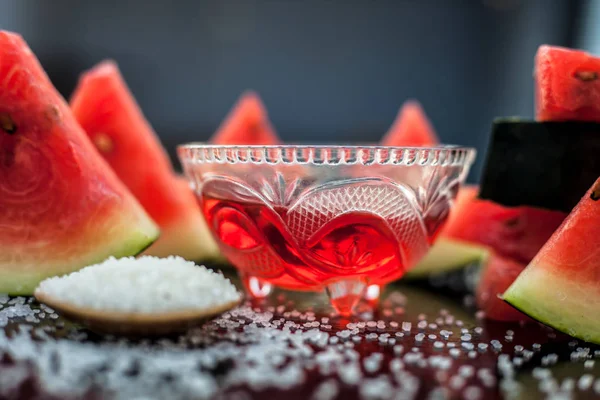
[{"xmin": 201, "ymin": 193, "xmax": 445, "ymax": 291}]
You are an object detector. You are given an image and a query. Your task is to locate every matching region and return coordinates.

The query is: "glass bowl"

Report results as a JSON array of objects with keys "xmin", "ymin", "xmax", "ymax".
[{"xmin": 178, "ymin": 144, "xmax": 476, "ymax": 316}]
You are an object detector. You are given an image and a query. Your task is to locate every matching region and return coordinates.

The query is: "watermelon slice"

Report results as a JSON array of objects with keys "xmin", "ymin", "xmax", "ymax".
[
  {"xmin": 475, "ymin": 253, "xmax": 531, "ymax": 322},
  {"xmin": 442, "ymin": 188, "xmax": 567, "ymax": 265},
  {"xmin": 70, "ymin": 61, "xmax": 219, "ymax": 262},
  {"xmin": 381, "ymin": 100, "xmax": 439, "ymax": 147},
  {"xmin": 503, "ymin": 178, "xmax": 600, "ymax": 342},
  {"xmin": 407, "ymin": 186, "xmax": 488, "ymax": 278},
  {"xmin": 210, "ymin": 91, "xmax": 281, "ymax": 145},
  {"xmin": 535, "ymin": 45, "xmax": 600, "ymax": 123},
  {"xmin": 0, "ymin": 31, "xmax": 159, "ymax": 294}
]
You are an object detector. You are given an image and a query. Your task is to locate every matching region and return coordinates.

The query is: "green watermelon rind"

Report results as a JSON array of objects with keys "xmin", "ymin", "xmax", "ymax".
[
  {"xmin": 503, "ymin": 266, "xmax": 600, "ymax": 344},
  {"xmin": 404, "ymin": 238, "xmax": 489, "ymax": 279},
  {"xmin": 0, "ymin": 227, "xmax": 159, "ymax": 296}
]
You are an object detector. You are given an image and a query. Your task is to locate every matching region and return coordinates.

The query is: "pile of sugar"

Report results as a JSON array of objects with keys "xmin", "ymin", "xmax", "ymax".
[{"xmin": 35, "ymin": 256, "xmax": 241, "ymax": 313}]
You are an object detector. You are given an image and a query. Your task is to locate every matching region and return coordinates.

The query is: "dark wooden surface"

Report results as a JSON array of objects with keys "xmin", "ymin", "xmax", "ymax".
[{"xmin": 1, "ymin": 266, "xmax": 599, "ymax": 400}]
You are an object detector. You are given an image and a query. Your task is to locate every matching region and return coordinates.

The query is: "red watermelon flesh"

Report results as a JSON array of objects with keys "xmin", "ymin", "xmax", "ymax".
[
  {"xmin": 210, "ymin": 91, "xmax": 281, "ymax": 145},
  {"xmin": 503, "ymin": 178, "xmax": 600, "ymax": 343},
  {"xmin": 535, "ymin": 45, "xmax": 600, "ymax": 122},
  {"xmin": 443, "ymin": 186, "xmax": 567, "ymax": 265},
  {"xmin": 70, "ymin": 61, "xmax": 218, "ymax": 261},
  {"xmin": 0, "ymin": 31, "xmax": 159, "ymax": 294},
  {"xmin": 380, "ymin": 100, "xmax": 439, "ymax": 146},
  {"xmin": 437, "ymin": 185, "xmax": 566, "ymax": 321},
  {"xmin": 476, "ymin": 253, "xmax": 531, "ymax": 322}
]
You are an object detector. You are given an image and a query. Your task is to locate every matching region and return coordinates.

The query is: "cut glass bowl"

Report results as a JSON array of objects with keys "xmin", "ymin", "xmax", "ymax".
[{"xmin": 178, "ymin": 144, "xmax": 476, "ymax": 316}]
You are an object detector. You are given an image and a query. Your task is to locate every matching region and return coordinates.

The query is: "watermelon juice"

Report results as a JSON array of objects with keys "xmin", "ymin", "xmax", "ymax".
[{"xmin": 199, "ymin": 192, "xmax": 448, "ymax": 314}]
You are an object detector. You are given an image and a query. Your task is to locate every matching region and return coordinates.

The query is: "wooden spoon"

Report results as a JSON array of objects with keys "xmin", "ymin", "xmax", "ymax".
[{"xmin": 34, "ymin": 290, "xmax": 240, "ymax": 337}]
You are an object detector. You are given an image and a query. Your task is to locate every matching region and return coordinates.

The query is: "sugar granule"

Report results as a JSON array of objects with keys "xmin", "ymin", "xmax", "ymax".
[{"xmin": 35, "ymin": 256, "xmax": 241, "ymax": 314}]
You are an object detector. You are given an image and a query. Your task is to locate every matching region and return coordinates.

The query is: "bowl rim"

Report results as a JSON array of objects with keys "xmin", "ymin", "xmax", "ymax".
[
  {"xmin": 177, "ymin": 143, "xmax": 477, "ymax": 167},
  {"xmin": 177, "ymin": 142, "xmax": 475, "ymax": 152}
]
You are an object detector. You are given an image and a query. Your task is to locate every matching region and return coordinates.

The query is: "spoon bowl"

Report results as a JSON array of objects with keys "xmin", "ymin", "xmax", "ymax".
[{"xmin": 35, "ymin": 291, "xmax": 240, "ymax": 336}]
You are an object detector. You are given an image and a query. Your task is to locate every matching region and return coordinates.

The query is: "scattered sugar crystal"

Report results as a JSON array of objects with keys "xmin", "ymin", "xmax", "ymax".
[
  {"xmin": 461, "ymin": 342, "xmax": 474, "ymax": 351},
  {"xmin": 427, "ymin": 334, "xmax": 436, "ymax": 341},
  {"xmin": 429, "ymin": 356, "xmax": 452, "ymax": 370},
  {"xmin": 520, "ymin": 350, "xmax": 533, "ymax": 361},
  {"xmin": 538, "ymin": 378, "xmax": 558, "ymax": 393},
  {"xmin": 402, "ymin": 322, "xmax": 412, "ymax": 333},
  {"xmin": 512, "ymin": 357, "xmax": 523, "ymax": 367},
  {"xmin": 490, "ymin": 340, "xmax": 502, "ymax": 351},
  {"xmin": 393, "ymin": 345, "xmax": 404, "ymax": 355},
  {"xmin": 389, "ymin": 359, "xmax": 404, "ymax": 372},
  {"xmin": 541, "ymin": 353, "xmax": 559, "ymax": 366},
  {"xmin": 473, "ymin": 327, "xmax": 483, "ymax": 335},
  {"xmin": 338, "ymin": 363, "xmax": 362, "ymax": 385},
  {"xmin": 455, "ymin": 320, "xmax": 464, "ymax": 327},
  {"xmin": 477, "ymin": 343, "xmax": 488, "ymax": 352},
  {"xmin": 593, "ymin": 379, "xmax": 600, "ymax": 394},
  {"xmin": 561, "ymin": 377, "xmax": 575, "ymax": 392},
  {"xmin": 417, "ymin": 320, "xmax": 427, "ymax": 330},
  {"xmin": 35, "ymin": 256, "xmax": 241, "ymax": 314},
  {"xmin": 532, "ymin": 367, "xmax": 551, "ymax": 380},
  {"xmin": 433, "ymin": 341, "xmax": 444, "ymax": 350},
  {"xmin": 0, "ymin": 303, "xmax": 36, "ymax": 327},
  {"xmin": 460, "ymin": 334, "xmax": 472, "ymax": 342},
  {"xmin": 578, "ymin": 374, "xmax": 594, "ymax": 391},
  {"xmin": 464, "ymin": 386, "xmax": 483, "ymax": 400},
  {"xmin": 532, "ymin": 343, "xmax": 541, "ymax": 351},
  {"xmin": 311, "ymin": 379, "xmax": 339, "ymax": 400},
  {"xmin": 363, "ymin": 354, "xmax": 382, "ymax": 373},
  {"xmin": 584, "ymin": 360, "xmax": 595, "ymax": 369},
  {"xmin": 449, "ymin": 348, "xmax": 461, "ymax": 358},
  {"xmin": 0, "ymin": 294, "xmax": 9, "ymax": 305},
  {"xmin": 359, "ymin": 376, "xmax": 393, "ymax": 399},
  {"xmin": 415, "ymin": 333, "xmax": 425, "ymax": 342},
  {"xmin": 449, "ymin": 375, "xmax": 465, "ymax": 390}
]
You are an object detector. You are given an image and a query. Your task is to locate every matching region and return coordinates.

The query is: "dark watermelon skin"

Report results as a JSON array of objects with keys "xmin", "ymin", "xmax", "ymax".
[{"xmin": 479, "ymin": 119, "xmax": 600, "ymax": 213}]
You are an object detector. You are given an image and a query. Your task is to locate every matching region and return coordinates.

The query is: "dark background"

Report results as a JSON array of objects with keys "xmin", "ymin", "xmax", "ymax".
[{"xmin": 1, "ymin": 0, "xmax": 599, "ymax": 181}]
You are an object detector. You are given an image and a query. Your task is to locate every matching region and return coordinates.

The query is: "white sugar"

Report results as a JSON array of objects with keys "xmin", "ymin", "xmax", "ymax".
[{"xmin": 35, "ymin": 256, "xmax": 241, "ymax": 314}]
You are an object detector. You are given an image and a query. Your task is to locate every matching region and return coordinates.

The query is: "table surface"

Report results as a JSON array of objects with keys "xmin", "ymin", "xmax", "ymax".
[{"xmin": 1, "ymin": 265, "xmax": 598, "ymax": 400}]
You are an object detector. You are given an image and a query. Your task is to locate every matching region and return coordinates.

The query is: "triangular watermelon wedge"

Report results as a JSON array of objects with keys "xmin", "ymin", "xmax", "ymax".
[
  {"xmin": 380, "ymin": 100, "xmax": 439, "ymax": 147},
  {"xmin": 210, "ymin": 91, "xmax": 281, "ymax": 145},
  {"xmin": 535, "ymin": 45, "xmax": 600, "ymax": 123},
  {"xmin": 503, "ymin": 178, "xmax": 600, "ymax": 343},
  {"xmin": 70, "ymin": 61, "xmax": 219, "ymax": 262},
  {"xmin": 0, "ymin": 32, "xmax": 159, "ymax": 294}
]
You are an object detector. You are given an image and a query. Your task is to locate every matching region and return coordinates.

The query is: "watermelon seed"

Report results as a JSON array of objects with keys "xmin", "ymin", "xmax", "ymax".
[
  {"xmin": 590, "ymin": 182, "xmax": 600, "ymax": 201},
  {"xmin": 45, "ymin": 104, "xmax": 61, "ymax": 123},
  {"xmin": 575, "ymin": 71, "xmax": 598, "ymax": 82},
  {"xmin": 93, "ymin": 133, "xmax": 114, "ymax": 153},
  {"xmin": 0, "ymin": 112, "xmax": 16, "ymax": 134}
]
